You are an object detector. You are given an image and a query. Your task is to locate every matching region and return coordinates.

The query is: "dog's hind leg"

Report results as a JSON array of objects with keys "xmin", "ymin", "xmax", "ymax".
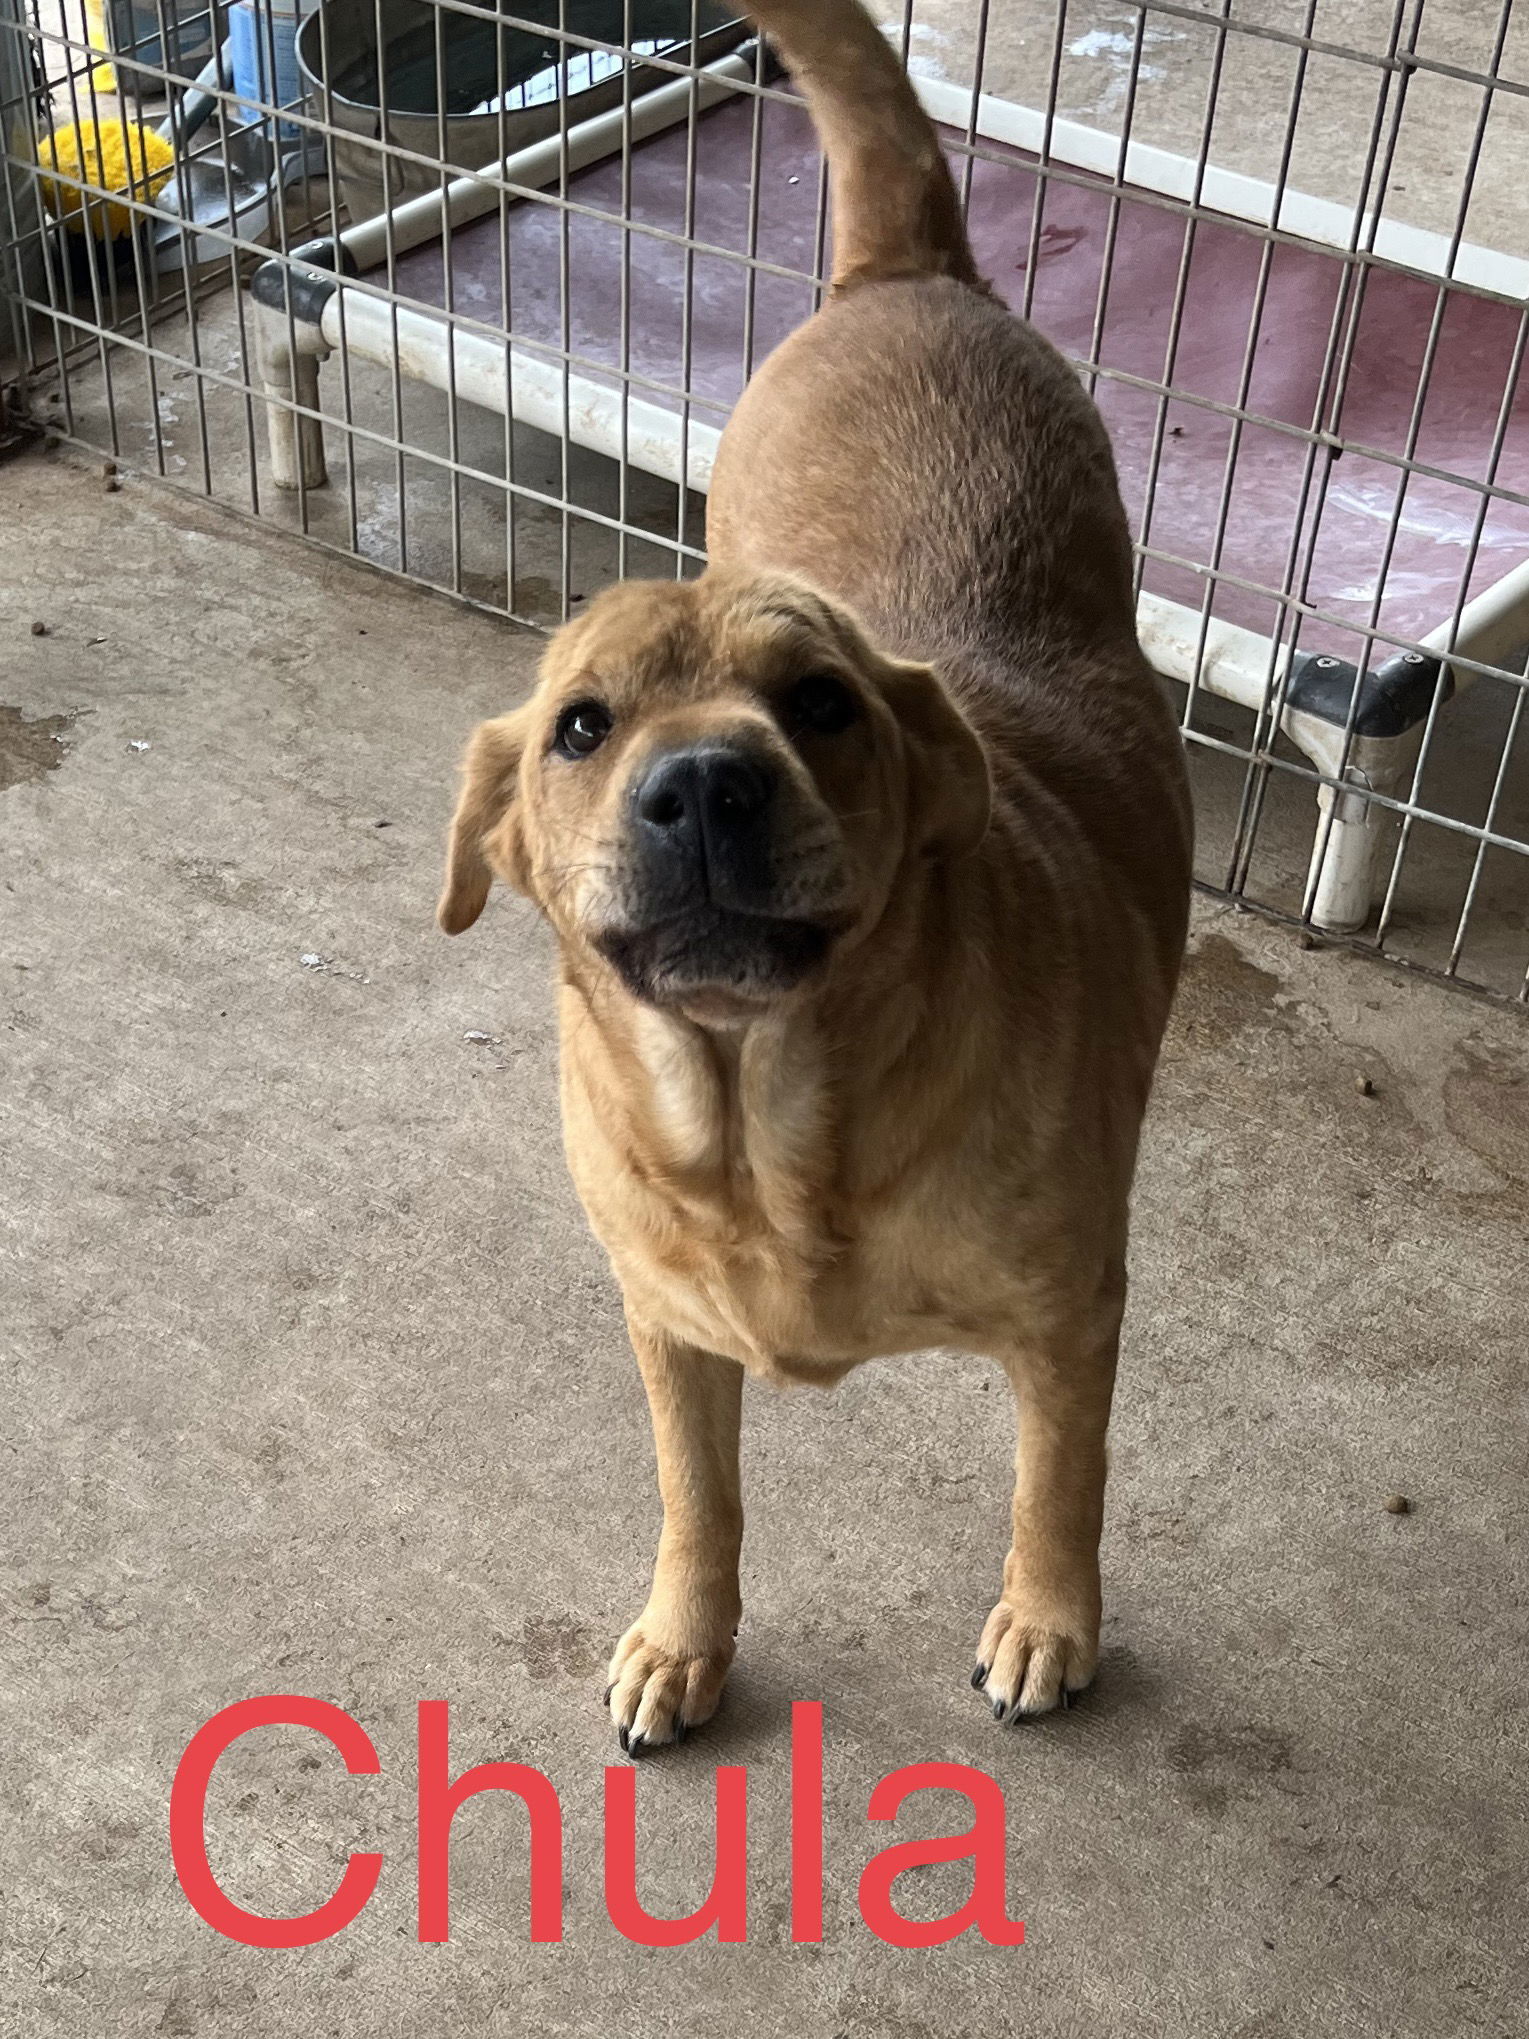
[
  {"xmin": 972, "ymin": 1265, "xmax": 1126, "ymax": 1721},
  {"xmin": 605, "ymin": 1316, "xmax": 745, "ymax": 1755}
]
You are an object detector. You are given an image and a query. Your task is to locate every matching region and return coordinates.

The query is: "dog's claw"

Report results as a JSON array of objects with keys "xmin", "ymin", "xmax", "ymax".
[
  {"xmin": 971, "ymin": 1663, "xmax": 989, "ymax": 1690},
  {"xmin": 975, "ymin": 1598, "xmax": 1098, "ymax": 1726},
  {"xmin": 605, "ymin": 1622, "xmax": 733, "ymax": 1753},
  {"xmin": 602, "ymin": 1683, "xmax": 614, "ymax": 1708},
  {"xmin": 991, "ymin": 1696, "xmax": 1007, "ymax": 1722}
]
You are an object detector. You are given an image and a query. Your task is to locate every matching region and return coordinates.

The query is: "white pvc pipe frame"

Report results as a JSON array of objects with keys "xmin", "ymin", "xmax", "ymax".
[{"xmin": 256, "ymin": 52, "xmax": 1529, "ymax": 932}]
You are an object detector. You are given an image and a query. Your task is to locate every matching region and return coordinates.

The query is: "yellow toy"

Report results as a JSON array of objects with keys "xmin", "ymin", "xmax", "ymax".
[
  {"xmin": 82, "ymin": 0, "xmax": 118, "ymax": 91},
  {"xmin": 37, "ymin": 117, "xmax": 176, "ymax": 239}
]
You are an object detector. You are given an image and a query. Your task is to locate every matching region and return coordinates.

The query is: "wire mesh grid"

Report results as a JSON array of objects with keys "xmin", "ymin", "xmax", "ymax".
[{"xmin": 3, "ymin": 0, "xmax": 1527, "ymax": 1000}]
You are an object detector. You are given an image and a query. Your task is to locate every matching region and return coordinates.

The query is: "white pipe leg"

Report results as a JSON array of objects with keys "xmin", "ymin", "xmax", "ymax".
[
  {"xmin": 1307, "ymin": 774, "xmax": 1386, "ymax": 933},
  {"xmin": 318, "ymin": 291, "xmax": 724, "ymax": 492},
  {"xmin": 255, "ymin": 302, "xmax": 329, "ymax": 492},
  {"xmin": 1298, "ymin": 720, "xmax": 1424, "ymax": 934}
]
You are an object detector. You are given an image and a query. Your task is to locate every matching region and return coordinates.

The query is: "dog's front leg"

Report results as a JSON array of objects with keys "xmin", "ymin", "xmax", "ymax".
[
  {"xmin": 974, "ymin": 1276, "xmax": 1124, "ymax": 1721},
  {"xmin": 606, "ymin": 1312, "xmax": 744, "ymax": 1754}
]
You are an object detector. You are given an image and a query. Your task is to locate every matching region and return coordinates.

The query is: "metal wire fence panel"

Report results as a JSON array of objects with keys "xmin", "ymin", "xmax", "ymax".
[{"xmin": 3, "ymin": 0, "xmax": 1526, "ymax": 999}]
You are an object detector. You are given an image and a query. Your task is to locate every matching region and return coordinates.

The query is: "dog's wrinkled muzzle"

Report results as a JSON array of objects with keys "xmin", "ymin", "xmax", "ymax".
[{"xmin": 597, "ymin": 742, "xmax": 833, "ymax": 1007}]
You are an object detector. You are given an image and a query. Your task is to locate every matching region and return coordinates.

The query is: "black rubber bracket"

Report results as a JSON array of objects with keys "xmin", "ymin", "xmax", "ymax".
[
  {"xmin": 290, "ymin": 234, "xmax": 362, "ymax": 279},
  {"xmin": 249, "ymin": 253, "xmax": 347, "ymax": 327},
  {"xmin": 1284, "ymin": 647, "xmax": 1450, "ymax": 739},
  {"xmin": 744, "ymin": 33, "xmax": 786, "ymax": 86}
]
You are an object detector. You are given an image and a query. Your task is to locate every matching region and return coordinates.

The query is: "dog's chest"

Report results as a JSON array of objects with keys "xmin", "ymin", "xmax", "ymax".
[
  {"xmin": 611, "ymin": 1183, "xmax": 967, "ymax": 1378},
  {"xmin": 571, "ymin": 1026, "xmax": 997, "ymax": 1374}
]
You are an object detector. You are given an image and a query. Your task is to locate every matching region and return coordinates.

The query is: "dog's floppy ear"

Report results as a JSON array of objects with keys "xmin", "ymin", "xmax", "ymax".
[
  {"xmin": 881, "ymin": 658, "xmax": 992, "ymax": 859},
  {"xmin": 438, "ymin": 708, "xmax": 534, "ymax": 934}
]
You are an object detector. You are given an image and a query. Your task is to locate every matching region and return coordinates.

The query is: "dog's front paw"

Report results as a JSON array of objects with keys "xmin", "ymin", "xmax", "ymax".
[
  {"xmin": 972, "ymin": 1589, "xmax": 1098, "ymax": 1721},
  {"xmin": 604, "ymin": 1613, "xmax": 735, "ymax": 1756}
]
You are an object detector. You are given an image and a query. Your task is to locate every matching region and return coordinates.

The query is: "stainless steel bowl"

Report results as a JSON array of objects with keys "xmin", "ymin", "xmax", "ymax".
[{"xmin": 297, "ymin": 0, "xmax": 747, "ymax": 226}]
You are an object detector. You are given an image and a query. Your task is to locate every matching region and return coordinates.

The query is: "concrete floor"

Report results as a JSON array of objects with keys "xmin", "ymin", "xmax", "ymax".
[{"xmin": 3, "ymin": 446, "xmax": 1527, "ymax": 2036}]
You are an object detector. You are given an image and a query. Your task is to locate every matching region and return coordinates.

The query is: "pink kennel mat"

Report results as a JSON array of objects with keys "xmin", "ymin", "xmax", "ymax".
[{"xmin": 367, "ymin": 89, "xmax": 1529, "ymax": 663}]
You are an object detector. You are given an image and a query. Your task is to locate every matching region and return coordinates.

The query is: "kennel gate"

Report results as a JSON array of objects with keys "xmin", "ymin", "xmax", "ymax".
[{"xmin": 5, "ymin": 2, "xmax": 1529, "ymax": 992}]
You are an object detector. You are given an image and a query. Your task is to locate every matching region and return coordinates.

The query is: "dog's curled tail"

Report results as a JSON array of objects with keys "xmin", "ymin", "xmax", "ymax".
[{"xmin": 744, "ymin": 0, "xmax": 985, "ymax": 296}]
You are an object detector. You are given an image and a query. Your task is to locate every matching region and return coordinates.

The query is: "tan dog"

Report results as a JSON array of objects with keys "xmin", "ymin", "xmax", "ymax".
[{"xmin": 440, "ymin": 0, "xmax": 1191, "ymax": 1752}]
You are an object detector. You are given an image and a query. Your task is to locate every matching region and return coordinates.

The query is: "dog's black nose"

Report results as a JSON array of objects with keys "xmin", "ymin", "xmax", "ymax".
[{"xmin": 633, "ymin": 747, "xmax": 774, "ymax": 886}]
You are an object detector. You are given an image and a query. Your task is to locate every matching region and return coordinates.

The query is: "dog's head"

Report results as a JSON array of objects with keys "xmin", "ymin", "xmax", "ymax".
[{"xmin": 438, "ymin": 569, "xmax": 989, "ymax": 1022}]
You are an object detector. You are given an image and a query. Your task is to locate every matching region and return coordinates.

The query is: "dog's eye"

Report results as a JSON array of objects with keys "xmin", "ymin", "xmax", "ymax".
[
  {"xmin": 784, "ymin": 672, "xmax": 857, "ymax": 737},
  {"xmin": 554, "ymin": 700, "xmax": 613, "ymax": 758}
]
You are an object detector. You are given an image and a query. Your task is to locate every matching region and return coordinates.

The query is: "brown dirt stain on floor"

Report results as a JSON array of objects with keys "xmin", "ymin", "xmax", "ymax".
[
  {"xmin": 0, "ymin": 705, "xmax": 74, "ymax": 792},
  {"xmin": 1443, "ymin": 1039, "xmax": 1529, "ymax": 1187},
  {"xmin": 520, "ymin": 1612, "xmax": 601, "ymax": 1681},
  {"xmin": 1169, "ymin": 930, "xmax": 1286, "ymax": 1048}
]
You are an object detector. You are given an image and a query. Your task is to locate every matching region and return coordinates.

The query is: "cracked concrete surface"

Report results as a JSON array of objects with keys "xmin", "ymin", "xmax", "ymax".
[{"xmin": 2, "ymin": 448, "xmax": 1527, "ymax": 2036}]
